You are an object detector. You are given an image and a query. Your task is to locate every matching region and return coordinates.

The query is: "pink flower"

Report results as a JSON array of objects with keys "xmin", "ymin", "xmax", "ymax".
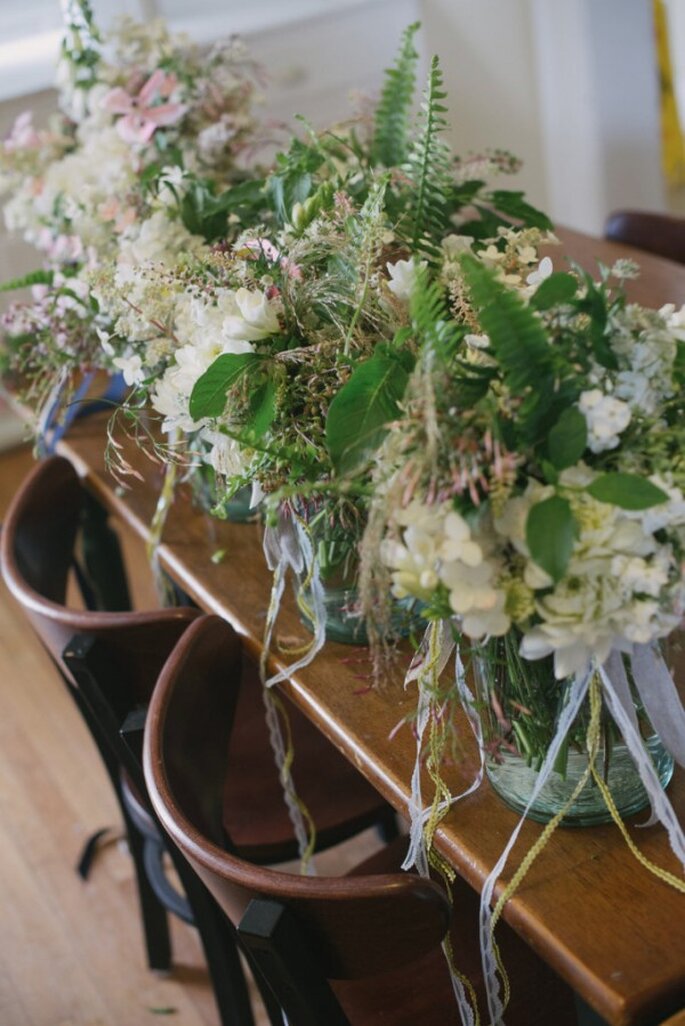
[
  {"xmin": 101, "ymin": 69, "xmax": 186, "ymax": 145},
  {"xmin": 97, "ymin": 197, "xmax": 138, "ymax": 233},
  {"xmin": 4, "ymin": 112, "xmax": 42, "ymax": 152},
  {"xmin": 241, "ymin": 238, "xmax": 303, "ymax": 280}
]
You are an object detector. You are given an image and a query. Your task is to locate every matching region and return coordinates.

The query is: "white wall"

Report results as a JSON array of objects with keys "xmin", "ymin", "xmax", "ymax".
[
  {"xmin": 421, "ymin": 0, "xmax": 665, "ymax": 235},
  {"xmin": 529, "ymin": 0, "xmax": 664, "ymax": 234},
  {"xmin": 420, "ymin": 0, "xmax": 549, "ymax": 214}
]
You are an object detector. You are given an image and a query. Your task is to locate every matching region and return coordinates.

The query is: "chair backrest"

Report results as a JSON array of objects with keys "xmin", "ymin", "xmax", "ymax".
[
  {"xmin": 0, "ymin": 455, "xmax": 200, "ymax": 712},
  {"xmin": 604, "ymin": 210, "xmax": 685, "ymax": 265},
  {"xmin": 144, "ymin": 615, "xmax": 451, "ymax": 1023},
  {"xmin": 661, "ymin": 1011, "xmax": 685, "ymax": 1026}
]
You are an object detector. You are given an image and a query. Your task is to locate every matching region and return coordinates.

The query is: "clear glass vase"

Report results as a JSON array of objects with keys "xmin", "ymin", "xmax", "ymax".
[
  {"xmin": 471, "ymin": 634, "xmax": 674, "ymax": 826},
  {"xmin": 296, "ymin": 502, "xmax": 421, "ymax": 645},
  {"xmin": 189, "ymin": 462, "xmax": 254, "ymax": 524}
]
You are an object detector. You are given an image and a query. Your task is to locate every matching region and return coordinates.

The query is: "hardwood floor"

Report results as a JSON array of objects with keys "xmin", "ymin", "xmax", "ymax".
[{"xmin": 0, "ymin": 445, "xmax": 382, "ymax": 1026}]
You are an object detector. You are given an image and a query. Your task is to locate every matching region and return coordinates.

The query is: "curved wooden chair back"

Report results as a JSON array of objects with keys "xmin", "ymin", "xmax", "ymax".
[
  {"xmin": 145, "ymin": 615, "xmax": 451, "ymax": 1011},
  {"xmin": 0, "ymin": 455, "xmax": 200, "ymax": 710},
  {"xmin": 604, "ymin": 210, "xmax": 685, "ymax": 265},
  {"xmin": 661, "ymin": 1011, "xmax": 685, "ymax": 1025}
]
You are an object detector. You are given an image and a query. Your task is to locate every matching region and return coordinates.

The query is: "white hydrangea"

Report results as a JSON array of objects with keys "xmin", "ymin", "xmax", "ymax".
[
  {"xmin": 381, "ymin": 500, "xmax": 510, "ymax": 638},
  {"xmin": 578, "ymin": 389, "xmax": 631, "ymax": 453}
]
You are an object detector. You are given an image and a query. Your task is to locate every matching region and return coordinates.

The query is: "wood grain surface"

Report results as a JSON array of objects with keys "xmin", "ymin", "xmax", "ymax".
[{"xmin": 52, "ymin": 228, "xmax": 685, "ymax": 1026}]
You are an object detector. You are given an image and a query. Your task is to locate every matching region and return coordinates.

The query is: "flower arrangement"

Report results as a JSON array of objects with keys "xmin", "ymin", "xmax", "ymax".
[
  {"xmin": 98, "ymin": 24, "xmax": 554, "ymax": 660},
  {"xmin": 0, "ymin": 0, "xmax": 260, "ymax": 435}
]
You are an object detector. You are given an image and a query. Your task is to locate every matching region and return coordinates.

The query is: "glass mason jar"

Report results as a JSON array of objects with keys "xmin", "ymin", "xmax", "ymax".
[
  {"xmin": 189, "ymin": 461, "xmax": 254, "ymax": 524},
  {"xmin": 296, "ymin": 502, "xmax": 420, "ymax": 645},
  {"xmin": 471, "ymin": 633, "xmax": 674, "ymax": 826}
]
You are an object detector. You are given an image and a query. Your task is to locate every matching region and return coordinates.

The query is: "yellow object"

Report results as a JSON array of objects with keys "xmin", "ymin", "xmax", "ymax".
[{"xmin": 655, "ymin": 0, "xmax": 685, "ymax": 186}]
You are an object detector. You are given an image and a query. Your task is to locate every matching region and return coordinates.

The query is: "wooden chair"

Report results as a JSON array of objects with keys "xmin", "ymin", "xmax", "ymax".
[
  {"xmin": 604, "ymin": 210, "xmax": 685, "ymax": 264},
  {"xmin": 1, "ymin": 455, "xmax": 399, "ymax": 1026},
  {"xmin": 145, "ymin": 614, "xmax": 578, "ymax": 1026},
  {"xmin": 661, "ymin": 1011, "xmax": 685, "ymax": 1025}
]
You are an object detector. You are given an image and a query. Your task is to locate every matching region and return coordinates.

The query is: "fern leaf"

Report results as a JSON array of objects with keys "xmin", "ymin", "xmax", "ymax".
[
  {"xmin": 0, "ymin": 269, "xmax": 54, "ymax": 294},
  {"xmin": 403, "ymin": 56, "xmax": 453, "ymax": 261},
  {"xmin": 410, "ymin": 265, "xmax": 461, "ymax": 363},
  {"xmin": 460, "ymin": 254, "xmax": 553, "ymax": 394},
  {"xmin": 371, "ymin": 22, "xmax": 421, "ymax": 168}
]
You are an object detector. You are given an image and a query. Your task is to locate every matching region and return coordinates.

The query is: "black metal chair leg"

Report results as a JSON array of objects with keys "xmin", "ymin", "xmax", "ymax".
[
  {"xmin": 174, "ymin": 857, "xmax": 256, "ymax": 1026},
  {"xmin": 122, "ymin": 806, "xmax": 172, "ymax": 973},
  {"xmin": 376, "ymin": 807, "xmax": 399, "ymax": 844}
]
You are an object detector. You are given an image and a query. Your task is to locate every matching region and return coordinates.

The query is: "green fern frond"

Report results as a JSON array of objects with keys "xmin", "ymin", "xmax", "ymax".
[
  {"xmin": 460, "ymin": 254, "xmax": 553, "ymax": 394},
  {"xmin": 403, "ymin": 56, "xmax": 453, "ymax": 261},
  {"xmin": 371, "ymin": 22, "xmax": 421, "ymax": 168},
  {"xmin": 410, "ymin": 266, "xmax": 461, "ymax": 363},
  {"xmin": 0, "ymin": 269, "xmax": 54, "ymax": 294},
  {"xmin": 342, "ymin": 175, "xmax": 390, "ymax": 354}
]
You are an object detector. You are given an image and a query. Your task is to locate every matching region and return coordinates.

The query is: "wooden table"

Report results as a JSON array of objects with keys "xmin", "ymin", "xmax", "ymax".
[{"xmin": 55, "ymin": 228, "xmax": 685, "ymax": 1026}]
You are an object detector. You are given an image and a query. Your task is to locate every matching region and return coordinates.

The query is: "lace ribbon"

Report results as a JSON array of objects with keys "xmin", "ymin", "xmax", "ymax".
[
  {"xmin": 478, "ymin": 665, "xmax": 594, "ymax": 1025},
  {"xmin": 259, "ymin": 509, "xmax": 327, "ymax": 871},
  {"xmin": 401, "ymin": 620, "xmax": 487, "ymax": 1026},
  {"xmin": 479, "ymin": 646, "xmax": 685, "ymax": 1024}
]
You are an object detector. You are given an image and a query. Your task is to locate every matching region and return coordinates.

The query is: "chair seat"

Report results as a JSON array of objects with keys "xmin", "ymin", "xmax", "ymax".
[
  {"xmin": 335, "ymin": 837, "xmax": 576, "ymax": 1026},
  {"xmin": 223, "ymin": 660, "xmax": 391, "ymax": 862}
]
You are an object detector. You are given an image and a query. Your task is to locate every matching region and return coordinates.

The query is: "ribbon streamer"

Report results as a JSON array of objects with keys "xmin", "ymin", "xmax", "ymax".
[
  {"xmin": 479, "ymin": 667, "xmax": 593, "ymax": 1026},
  {"xmin": 261, "ymin": 511, "xmax": 326, "ymax": 688},
  {"xmin": 259, "ymin": 510, "xmax": 327, "ymax": 871},
  {"xmin": 630, "ymin": 643, "xmax": 685, "ymax": 769},
  {"xmin": 598, "ymin": 659, "xmax": 685, "ymax": 873}
]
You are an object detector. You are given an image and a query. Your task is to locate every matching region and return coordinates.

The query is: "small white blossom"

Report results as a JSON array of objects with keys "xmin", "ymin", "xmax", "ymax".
[
  {"xmin": 578, "ymin": 389, "xmax": 631, "ymax": 453},
  {"xmin": 386, "ymin": 258, "xmax": 428, "ymax": 301}
]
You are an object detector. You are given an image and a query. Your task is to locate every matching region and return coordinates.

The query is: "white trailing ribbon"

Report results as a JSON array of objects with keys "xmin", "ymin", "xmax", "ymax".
[
  {"xmin": 479, "ymin": 666, "xmax": 593, "ymax": 1026},
  {"xmin": 401, "ymin": 622, "xmax": 487, "ymax": 1026},
  {"xmin": 598, "ymin": 658, "xmax": 685, "ymax": 871},
  {"xmin": 402, "ymin": 619, "xmax": 455, "ymax": 876},
  {"xmin": 630, "ymin": 643, "xmax": 685, "ymax": 769},
  {"xmin": 258, "ymin": 510, "xmax": 327, "ymax": 871},
  {"xmin": 261, "ymin": 511, "xmax": 326, "ymax": 688}
]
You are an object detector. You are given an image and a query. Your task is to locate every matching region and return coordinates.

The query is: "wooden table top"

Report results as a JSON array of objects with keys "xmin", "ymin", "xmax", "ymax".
[{"xmin": 56, "ymin": 228, "xmax": 685, "ymax": 1026}]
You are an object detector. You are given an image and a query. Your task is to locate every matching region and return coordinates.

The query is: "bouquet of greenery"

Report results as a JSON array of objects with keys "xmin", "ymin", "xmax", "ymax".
[
  {"xmin": 99, "ymin": 24, "xmax": 554, "ymax": 664},
  {"xmin": 0, "ymin": 0, "xmax": 260, "ymax": 437}
]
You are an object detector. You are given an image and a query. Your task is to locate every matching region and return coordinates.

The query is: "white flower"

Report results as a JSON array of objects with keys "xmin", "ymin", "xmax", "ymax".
[
  {"xmin": 386, "ymin": 258, "xmax": 428, "ymax": 301},
  {"xmin": 438, "ymin": 511, "xmax": 483, "ymax": 566},
  {"xmin": 113, "ymin": 352, "xmax": 145, "ymax": 386},
  {"xmin": 578, "ymin": 389, "xmax": 631, "ymax": 453},
  {"xmin": 462, "ymin": 592, "xmax": 510, "ymax": 638},
  {"xmin": 442, "ymin": 234, "xmax": 474, "ymax": 257},
  {"xmin": 526, "ymin": 256, "xmax": 553, "ymax": 287},
  {"xmin": 222, "ymin": 287, "xmax": 280, "ymax": 342}
]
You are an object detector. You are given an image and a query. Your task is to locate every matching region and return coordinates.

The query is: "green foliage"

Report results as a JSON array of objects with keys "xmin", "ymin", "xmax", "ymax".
[
  {"xmin": 460, "ymin": 254, "xmax": 553, "ymax": 394},
  {"xmin": 0, "ymin": 269, "xmax": 54, "ymax": 293},
  {"xmin": 189, "ymin": 353, "xmax": 262, "ymax": 420},
  {"xmin": 547, "ymin": 406, "xmax": 587, "ymax": 469},
  {"xmin": 673, "ymin": 340, "xmax": 685, "ymax": 388},
  {"xmin": 245, "ymin": 377, "xmax": 276, "ymax": 440},
  {"xmin": 576, "ymin": 276, "xmax": 618, "ymax": 370},
  {"xmin": 410, "ymin": 266, "xmax": 462, "ymax": 364},
  {"xmin": 267, "ymin": 138, "xmax": 325, "ymax": 224},
  {"xmin": 403, "ymin": 56, "xmax": 453, "ymax": 260},
  {"xmin": 526, "ymin": 495, "xmax": 575, "ymax": 583},
  {"xmin": 371, "ymin": 22, "xmax": 420, "ymax": 168},
  {"xmin": 485, "ymin": 190, "xmax": 553, "ymax": 231},
  {"xmin": 587, "ymin": 473, "xmax": 669, "ymax": 510},
  {"xmin": 529, "ymin": 272, "xmax": 578, "ymax": 311},
  {"xmin": 180, "ymin": 178, "xmax": 266, "ymax": 241},
  {"xmin": 326, "ymin": 348, "xmax": 412, "ymax": 474}
]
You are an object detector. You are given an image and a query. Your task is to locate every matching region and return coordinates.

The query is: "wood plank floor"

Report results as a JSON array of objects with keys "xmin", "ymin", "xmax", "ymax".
[{"xmin": 0, "ymin": 444, "xmax": 381, "ymax": 1026}]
